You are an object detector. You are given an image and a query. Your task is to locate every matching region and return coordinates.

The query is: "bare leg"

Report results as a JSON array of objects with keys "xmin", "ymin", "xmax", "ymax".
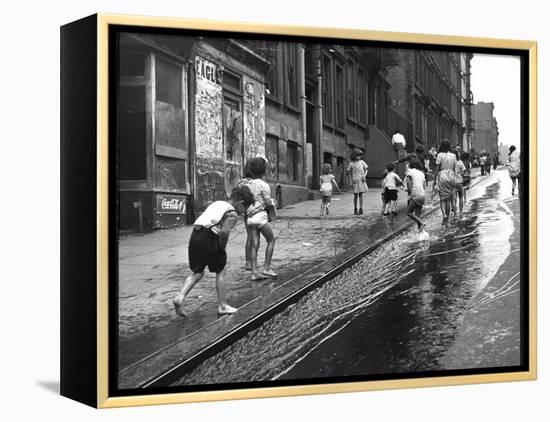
[
  {"xmin": 444, "ymin": 199, "xmax": 451, "ymax": 225},
  {"xmin": 353, "ymin": 193, "xmax": 358, "ymax": 213},
  {"xmin": 259, "ymin": 222, "xmax": 277, "ymax": 276},
  {"xmin": 244, "ymin": 222, "xmax": 251, "ymax": 270},
  {"xmin": 407, "ymin": 201, "xmax": 424, "ymax": 229},
  {"xmin": 320, "ymin": 200, "xmax": 325, "ymax": 216},
  {"xmin": 215, "ymin": 269, "xmax": 237, "ymax": 314},
  {"xmin": 391, "ymin": 199, "xmax": 397, "ymax": 214},
  {"xmin": 358, "ymin": 193, "xmax": 364, "ymax": 214},
  {"xmin": 174, "ymin": 271, "xmax": 204, "ymax": 316},
  {"xmin": 249, "ymin": 228, "xmax": 266, "ymax": 280},
  {"xmin": 439, "ymin": 200, "xmax": 446, "ymax": 224}
]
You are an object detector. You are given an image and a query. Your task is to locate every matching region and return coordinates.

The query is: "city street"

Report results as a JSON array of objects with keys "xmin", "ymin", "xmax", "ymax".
[
  {"xmin": 172, "ymin": 168, "xmax": 522, "ymax": 385},
  {"xmin": 115, "ymin": 167, "xmax": 525, "ymax": 388}
]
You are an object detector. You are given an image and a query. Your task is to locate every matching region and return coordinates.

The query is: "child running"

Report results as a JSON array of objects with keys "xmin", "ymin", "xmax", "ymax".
[
  {"xmin": 173, "ymin": 185, "xmax": 255, "ymax": 317},
  {"xmin": 347, "ymin": 148, "xmax": 369, "ymax": 215},
  {"xmin": 246, "ymin": 157, "xmax": 278, "ymax": 280},
  {"xmin": 381, "ymin": 161, "xmax": 403, "ymax": 215},
  {"xmin": 405, "ymin": 157, "xmax": 427, "ymax": 233},
  {"xmin": 319, "ymin": 163, "xmax": 341, "ymax": 215}
]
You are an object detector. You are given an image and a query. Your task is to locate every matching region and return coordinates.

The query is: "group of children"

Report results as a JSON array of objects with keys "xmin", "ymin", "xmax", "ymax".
[
  {"xmin": 380, "ymin": 158, "xmax": 428, "ymax": 233},
  {"xmin": 319, "ymin": 147, "xmax": 428, "ymax": 234},
  {"xmin": 173, "ymin": 143, "xmax": 474, "ymax": 318},
  {"xmin": 173, "ymin": 156, "xmax": 278, "ymax": 317}
]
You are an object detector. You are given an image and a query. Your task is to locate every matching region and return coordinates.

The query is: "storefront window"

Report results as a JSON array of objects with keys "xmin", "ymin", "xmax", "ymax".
[
  {"xmin": 119, "ymin": 85, "xmax": 147, "ymax": 181},
  {"xmin": 155, "ymin": 56, "xmax": 182, "ymax": 108}
]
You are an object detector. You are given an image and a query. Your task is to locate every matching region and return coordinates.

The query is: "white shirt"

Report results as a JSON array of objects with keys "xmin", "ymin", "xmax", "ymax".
[
  {"xmin": 194, "ymin": 201, "xmax": 237, "ymax": 234},
  {"xmin": 382, "ymin": 172, "xmax": 402, "ymax": 190},
  {"xmin": 391, "ymin": 132, "xmax": 406, "ymax": 148},
  {"xmin": 406, "ymin": 168, "xmax": 426, "ymax": 199}
]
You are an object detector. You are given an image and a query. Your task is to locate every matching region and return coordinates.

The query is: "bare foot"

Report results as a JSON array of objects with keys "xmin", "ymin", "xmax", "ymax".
[
  {"xmin": 173, "ymin": 294, "xmax": 186, "ymax": 317},
  {"xmin": 218, "ymin": 304, "xmax": 238, "ymax": 314},
  {"xmin": 261, "ymin": 269, "xmax": 278, "ymax": 277},
  {"xmin": 251, "ymin": 272, "xmax": 267, "ymax": 281},
  {"xmin": 244, "ymin": 261, "xmax": 251, "ymax": 270}
]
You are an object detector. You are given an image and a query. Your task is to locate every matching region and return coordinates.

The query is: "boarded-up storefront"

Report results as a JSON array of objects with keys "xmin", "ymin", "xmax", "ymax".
[{"xmin": 193, "ymin": 42, "xmax": 269, "ymax": 212}]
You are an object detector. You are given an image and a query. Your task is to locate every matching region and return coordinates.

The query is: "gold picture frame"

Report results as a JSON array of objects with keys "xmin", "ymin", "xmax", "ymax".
[{"xmin": 60, "ymin": 13, "xmax": 537, "ymax": 408}]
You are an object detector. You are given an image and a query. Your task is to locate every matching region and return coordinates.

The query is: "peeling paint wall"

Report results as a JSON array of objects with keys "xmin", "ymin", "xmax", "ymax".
[
  {"xmin": 195, "ymin": 56, "xmax": 225, "ymax": 210},
  {"xmin": 243, "ymin": 76, "xmax": 265, "ymax": 160},
  {"xmin": 195, "ymin": 57, "xmax": 223, "ymax": 159}
]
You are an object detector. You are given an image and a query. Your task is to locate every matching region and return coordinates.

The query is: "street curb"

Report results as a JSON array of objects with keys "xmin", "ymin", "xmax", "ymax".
[{"xmin": 134, "ymin": 175, "xmax": 486, "ymax": 388}]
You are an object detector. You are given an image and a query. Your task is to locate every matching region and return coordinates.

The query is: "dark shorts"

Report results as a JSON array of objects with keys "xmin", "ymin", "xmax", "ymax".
[
  {"xmin": 383, "ymin": 188, "xmax": 398, "ymax": 203},
  {"xmin": 322, "ymin": 195, "xmax": 331, "ymax": 204},
  {"xmin": 188, "ymin": 228, "xmax": 227, "ymax": 274}
]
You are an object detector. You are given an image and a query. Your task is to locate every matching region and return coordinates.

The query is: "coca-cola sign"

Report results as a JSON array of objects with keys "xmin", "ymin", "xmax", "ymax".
[{"xmin": 156, "ymin": 194, "xmax": 186, "ymax": 214}]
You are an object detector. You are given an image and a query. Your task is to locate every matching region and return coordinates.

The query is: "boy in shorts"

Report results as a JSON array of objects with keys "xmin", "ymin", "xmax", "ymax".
[
  {"xmin": 381, "ymin": 161, "xmax": 402, "ymax": 215},
  {"xmin": 173, "ymin": 185, "xmax": 254, "ymax": 316}
]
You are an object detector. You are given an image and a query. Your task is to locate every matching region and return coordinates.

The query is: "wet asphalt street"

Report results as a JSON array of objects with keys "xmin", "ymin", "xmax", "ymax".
[{"xmin": 173, "ymin": 169, "xmax": 522, "ymax": 386}]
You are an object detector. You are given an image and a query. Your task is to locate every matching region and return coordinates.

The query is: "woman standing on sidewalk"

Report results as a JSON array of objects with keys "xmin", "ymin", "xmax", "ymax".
[
  {"xmin": 432, "ymin": 139, "xmax": 457, "ymax": 227},
  {"xmin": 347, "ymin": 148, "xmax": 369, "ymax": 215},
  {"xmin": 507, "ymin": 145, "xmax": 521, "ymax": 196}
]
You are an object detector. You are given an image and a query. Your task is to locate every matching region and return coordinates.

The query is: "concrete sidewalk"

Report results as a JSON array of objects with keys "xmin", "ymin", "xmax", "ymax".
[{"xmin": 118, "ymin": 168, "xmax": 481, "ymax": 388}]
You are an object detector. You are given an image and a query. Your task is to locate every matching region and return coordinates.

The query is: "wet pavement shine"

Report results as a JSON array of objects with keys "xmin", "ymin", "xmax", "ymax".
[
  {"xmin": 173, "ymin": 169, "xmax": 522, "ymax": 386},
  {"xmin": 118, "ymin": 177, "xmax": 449, "ymax": 388}
]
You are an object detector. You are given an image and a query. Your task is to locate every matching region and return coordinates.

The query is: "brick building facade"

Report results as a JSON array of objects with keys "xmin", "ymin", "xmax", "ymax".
[
  {"xmin": 385, "ymin": 49, "xmax": 473, "ymax": 152},
  {"xmin": 116, "ymin": 34, "xmax": 476, "ymax": 232},
  {"xmin": 472, "ymin": 101, "xmax": 499, "ymax": 156}
]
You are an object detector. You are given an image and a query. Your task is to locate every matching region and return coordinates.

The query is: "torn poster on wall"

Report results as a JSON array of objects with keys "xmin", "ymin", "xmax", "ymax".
[
  {"xmin": 195, "ymin": 56, "xmax": 223, "ymax": 159},
  {"xmin": 243, "ymin": 76, "xmax": 266, "ymax": 160}
]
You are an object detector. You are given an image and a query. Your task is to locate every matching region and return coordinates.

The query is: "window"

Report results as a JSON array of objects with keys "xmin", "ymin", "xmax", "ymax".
[
  {"xmin": 357, "ymin": 67, "xmax": 367, "ymax": 124},
  {"xmin": 119, "ymin": 86, "xmax": 147, "ymax": 181},
  {"xmin": 120, "ymin": 53, "xmax": 145, "ymax": 77},
  {"xmin": 287, "ymin": 142, "xmax": 299, "ymax": 182},
  {"xmin": 335, "ymin": 62, "xmax": 345, "ymax": 129},
  {"xmin": 155, "ymin": 56, "xmax": 182, "ymax": 108},
  {"xmin": 223, "ymin": 71, "xmax": 242, "ymax": 94},
  {"xmin": 266, "ymin": 42, "xmax": 282, "ymax": 100},
  {"xmin": 347, "ymin": 60, "xmax": 356, "ymax": 119},
  {"xmin": 285, "ymin": 43, "xmax": 299, "ymax": 108},
  {"xmin": 322, "ymin": 57, "xmax": 332, "ymax": 123},
  {"xmin": 322, "ymin": 55, "xmax": 333, "ymax": 124},
  {"xmin": 119, "ymin": 52, "xmax": 147, "ymax": 181}
]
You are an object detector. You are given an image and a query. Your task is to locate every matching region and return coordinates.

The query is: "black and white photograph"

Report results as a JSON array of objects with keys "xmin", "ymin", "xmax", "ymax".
[{"xmin": 113, "ymin": 27, "xmax": 529, "ymax": 394}]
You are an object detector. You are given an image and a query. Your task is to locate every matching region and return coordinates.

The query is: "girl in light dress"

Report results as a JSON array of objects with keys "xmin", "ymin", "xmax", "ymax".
[
  {"xmin": 347, "ymin": 148, "xmax": 369, "ymax": 215},
  {"xmin": 319, "ymin": 163, "xmax": 341, "ymax": 216},
  {"xmin": 432, "ymin": 139, "xmax": 457, "ymax": 227}
]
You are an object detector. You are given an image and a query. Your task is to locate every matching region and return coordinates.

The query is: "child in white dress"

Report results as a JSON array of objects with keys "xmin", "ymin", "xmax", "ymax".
[{"xmin": 319, "ymin": 163, "xmax": 341, "ymax": 216}]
